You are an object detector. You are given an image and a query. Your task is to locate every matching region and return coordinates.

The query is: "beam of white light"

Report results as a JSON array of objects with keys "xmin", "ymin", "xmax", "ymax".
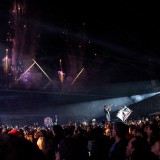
[
  {"xmin": 130, "ymin": 91, "xmax": 160, "ymax": 103},
  {"xmin": 63, "ymin": 91, "xmax": 160, "ymax": 122},
  {"xmin": 71, "ymin": 68, "xmax": 84, "ymax": 84},
  {"xmin": 17, "ymin": 62, "xmax": 35, "ymax": 81},
  {"xmin": 32, "ymin": 59, "xmax": 52, "ymax": 81}
]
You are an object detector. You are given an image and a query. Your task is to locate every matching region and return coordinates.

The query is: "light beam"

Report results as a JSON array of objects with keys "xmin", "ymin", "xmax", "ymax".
[
  {"xmin": 32, "ymin": 59, "xmax": 52, "ymax": 81},
  {"xmin": 17, "ymin": 62, "xmax": 35, "ymax": 81},
  {"xmin": 72, "ymin": 68, "xmax": 84, "ymax": 84}
]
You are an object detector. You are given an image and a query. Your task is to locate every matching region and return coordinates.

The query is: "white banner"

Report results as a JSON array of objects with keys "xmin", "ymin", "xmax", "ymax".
[{"xmin": 117, "ymin": 106, "xmax": 132, "ymax": 122}]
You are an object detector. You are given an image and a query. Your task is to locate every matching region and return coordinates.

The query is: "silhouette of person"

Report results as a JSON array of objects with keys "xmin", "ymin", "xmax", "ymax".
[{"xmin": 104, "ymin": 105, "xmax": 111, "ymax": 122}]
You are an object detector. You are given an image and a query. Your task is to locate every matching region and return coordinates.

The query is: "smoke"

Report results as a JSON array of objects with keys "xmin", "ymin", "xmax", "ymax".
[{"xmin": 9, "ymin": 0, "xmax": 41, "ymax": 89}]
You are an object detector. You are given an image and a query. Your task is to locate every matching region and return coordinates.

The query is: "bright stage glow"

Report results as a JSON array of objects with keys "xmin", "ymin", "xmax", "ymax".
[
  {"xmin": 58, "ymin": 71, "xmax": 65, "ymax": 84},
  {"xmin": 2, "ymin": 49, "xmax": 11, "ymax": 74},
  {"xmin": 63, "ymin": 91, "xmax": 160, "ymax": 122}
]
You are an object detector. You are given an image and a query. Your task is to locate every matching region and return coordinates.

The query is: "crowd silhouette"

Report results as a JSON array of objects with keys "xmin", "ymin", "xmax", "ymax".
[{"xmin": 0, "ymin": 116, "xmax": 160, "ymax": 160}]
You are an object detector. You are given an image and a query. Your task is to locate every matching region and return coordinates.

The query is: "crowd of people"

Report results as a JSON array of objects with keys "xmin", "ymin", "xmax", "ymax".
[{"xmin": 0, "ymin": 116, "xmax": 160, "ymax": 160}]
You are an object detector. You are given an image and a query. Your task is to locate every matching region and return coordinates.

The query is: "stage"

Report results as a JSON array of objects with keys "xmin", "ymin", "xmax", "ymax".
[{"xmin": 0, "ymin": 82, "xmax": 159, "ymax": 126}]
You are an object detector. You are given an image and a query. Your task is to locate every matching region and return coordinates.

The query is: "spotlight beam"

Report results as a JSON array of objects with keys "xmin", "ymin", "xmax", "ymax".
[
  {"xmin": 32, "ymin": 59, "xmax": 52, "ymax": 81},
  {"xmin": 17, "ymin": 62, "xmax": 35, "ymax": 81},
  {"xmin": 72, "ymin": 68, "xmax": 84, "ymax": 84}
]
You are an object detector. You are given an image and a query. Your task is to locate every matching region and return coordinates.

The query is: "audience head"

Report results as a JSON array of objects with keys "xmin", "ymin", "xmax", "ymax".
[
  {"xmin": 126, "ymin": 136, "xmax": 158, "ymax": 160},
  {"xmin": 112, "ymin": 122, "xmax": 129, "ymax": 139},
  {"xmin": 151, "ymin": 140, "xmax": 160, "ymax": 159},
  {"xmin": 0, "ymin": 134, "xmax": 46, "ymax": 160}
]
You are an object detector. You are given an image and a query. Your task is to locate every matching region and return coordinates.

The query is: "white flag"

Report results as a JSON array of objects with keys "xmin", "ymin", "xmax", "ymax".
[{"xmin": 117, "ymin": 106, "xmax": 132, "ymax": 122}]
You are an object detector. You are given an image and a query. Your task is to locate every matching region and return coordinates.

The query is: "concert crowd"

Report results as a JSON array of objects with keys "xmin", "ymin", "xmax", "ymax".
[{"xmin": 0, "ymin": 116, "xmax": 160, "ymax": 160}]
